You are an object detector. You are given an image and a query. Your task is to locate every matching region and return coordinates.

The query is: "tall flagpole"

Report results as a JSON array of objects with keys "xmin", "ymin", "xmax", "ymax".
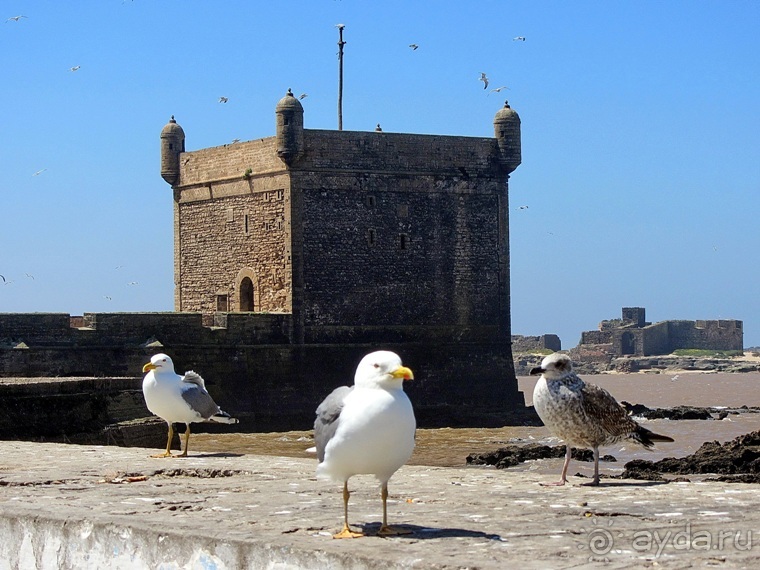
[{"xmin": 337, "ymin": 24, "xmax": 346, "ymax": 131}]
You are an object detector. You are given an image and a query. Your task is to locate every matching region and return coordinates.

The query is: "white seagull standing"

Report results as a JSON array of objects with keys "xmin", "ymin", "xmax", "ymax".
[
  {"xmin": 314, "ymin": 350, "xmax": 416, "ymax": 538},
  {"xmin": 142, "ymin": 353, "xmax": 238, "ymax": 458},
  {"xmin": 531, "ymin": 353, "xmax": 673, "ymax": 486}
]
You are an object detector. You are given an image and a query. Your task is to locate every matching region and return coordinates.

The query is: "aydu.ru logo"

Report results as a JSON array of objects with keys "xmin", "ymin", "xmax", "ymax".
[{"xmin": 580, "ymin": 518, "xmax": 752, "ymax": 560}]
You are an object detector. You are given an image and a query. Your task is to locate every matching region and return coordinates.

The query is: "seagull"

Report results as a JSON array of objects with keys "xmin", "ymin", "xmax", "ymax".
[
  {"xmin": 6, "ymin": 16, "xmax": 27, "ymax": 23},
  {"xmin": 231, "ymin": 138, "xmax": 241, "ymax": 144},
  {"xmin": 314, "ymin": 350, "xmax": 416, "ymax": 538},
  {"xmin": 298, "ymin": 93, "xmax": 308, "ymax": 100},
  {"xmin": 218, "ymin": 96, "xmax": 228, "ymax": 103},
  {"xmin": 104, "ymin": 296, "xmax": 112, "ymax": 301},
  {"xmin": 142, "ymin": 353, "xmax": 239, "ymax": 458},
  {"xmin": 490, "ymin": 86, "xmax": 510, "ymax": 94},
  {"xmin": 127, "ymin": 281, "xmax": 138, "ymax": 286},
  {"xmin": 518, "ymin": 205, "xmax": 529, "ymax": 210},
  {"xmin": 531, "ymin": 353, "xmax": 673, "ymax": 486},
  {"xmin": 24, "ymin": 273, "xmax": 34, "ymax": 280},
  {"xmin": 408, "ymin": 44, "xmax": 419, "ymax": 50},
  {"xmin": 0, "ymin": 275, "xmax": 5, "ymax": 283},
  {"xmin": 32, "ymin": 169, "xmax": 47, "ymax": 176},
  {"xmin": 68, "ymin": 66, "xmax": 80, "ymax": 72},
  {"xmin": 335, "ymin": 23, "xmax": 345, "ymax": 29},
  {"xmin": 479, "ymin": 72, "xmax": 489, "ymax": 90},
  {"xmin": 375, "ymin": 124, "xmax": 383, "ymax": 132},
  {"xmin": 513, "ymin": 36, "xmax": 526, "ymax": 41}
]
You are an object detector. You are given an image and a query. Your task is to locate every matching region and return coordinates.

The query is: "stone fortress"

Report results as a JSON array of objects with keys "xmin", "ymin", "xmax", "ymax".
[
  {"xmin": 578, "ymin": 307, "xmax": 743, "ymax": 357},
  {"xmin": 1, "ymin": 92, "xmax": 525, "ymax": 431}
]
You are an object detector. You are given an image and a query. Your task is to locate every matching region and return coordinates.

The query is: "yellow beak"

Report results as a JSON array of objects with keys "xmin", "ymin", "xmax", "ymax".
[
  {"xmin": 391, "ymin": 366, "xmax": 414, "ymax": 381},
  {"xmin": 142, "ymin": 362, "xmax": 157, "ymax": 373}
]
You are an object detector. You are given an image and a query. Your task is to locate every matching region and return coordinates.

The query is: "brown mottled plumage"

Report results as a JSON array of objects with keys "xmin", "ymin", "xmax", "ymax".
[{"xmin": 531, "ymin": 353, "xmax": 673, "ymax": 486}]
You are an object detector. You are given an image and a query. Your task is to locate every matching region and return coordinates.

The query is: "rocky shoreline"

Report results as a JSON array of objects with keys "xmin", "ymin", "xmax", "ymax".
[{"xmin": 513, "ymin": 351, "xmax": 760, "ymax": 376}]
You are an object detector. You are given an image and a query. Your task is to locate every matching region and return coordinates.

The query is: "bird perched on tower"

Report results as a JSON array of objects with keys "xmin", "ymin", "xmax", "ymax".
[
  {"xmin": 314, "ymin": 350, "xmax": 416, "ymax": 538},
  {"xmin": 531, "ymin": 352, "xmax": 673, "ymax": 486},
  {"xmin": 142, "ymin": 353, "xmax": 238, "ymax": 458}
]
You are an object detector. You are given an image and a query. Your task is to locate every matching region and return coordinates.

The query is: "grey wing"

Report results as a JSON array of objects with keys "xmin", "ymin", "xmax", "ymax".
[
  {"xmin": 314, "ymin": 386, "xmax": 352, "ymax": 462},
  {"xmin": 180, "ymin": 382, "xmax": 221, "ymax": 420}
]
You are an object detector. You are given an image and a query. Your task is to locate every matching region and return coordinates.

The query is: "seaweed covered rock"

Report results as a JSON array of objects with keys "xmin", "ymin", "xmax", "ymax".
[{"xmin": 622, "ymin": 430, "xmax": 760, "ymax": 483}]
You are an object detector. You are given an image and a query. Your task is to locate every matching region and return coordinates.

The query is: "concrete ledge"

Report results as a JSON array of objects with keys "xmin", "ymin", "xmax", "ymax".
[{"xmin": 1, "ymin": 441, "xmax": 759, "ymax": 568}]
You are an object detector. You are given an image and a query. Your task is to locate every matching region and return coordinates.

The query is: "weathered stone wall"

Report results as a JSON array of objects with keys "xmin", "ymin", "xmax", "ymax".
[
  {"xmin": 666, "ymin": 320, "xmax": 743, "ymax": 352},
  {"xmin": 581, "ymin": 330, "xmax": 611, "ymax": 344},
  {"xmin": 640, "ymin": 321, "xmax": 670, "ymax": 355},
  {"xmin": 176, "ymin": 189, "xmax": 291, "ymax": 313},
  {"xmin": 511, "ymin": 334, "xmax": 561, "ymax": 353},
  {"xmin": 0, "ymin": 313, "xmax": 521, "ymax": 430},
  {"xmin": 291, "ymin": 130, "xmax": 510, "ymax": 346}
]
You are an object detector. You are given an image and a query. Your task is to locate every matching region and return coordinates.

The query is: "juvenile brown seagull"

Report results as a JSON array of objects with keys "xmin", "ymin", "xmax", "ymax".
[{"xmin": 531, "ymin": 353, "xmax": 673, "ymax": 486}]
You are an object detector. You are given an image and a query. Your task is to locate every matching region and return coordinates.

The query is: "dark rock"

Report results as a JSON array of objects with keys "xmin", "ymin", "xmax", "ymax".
[
  {"xmin": 619, "ymin": 402, "xmax": 713, "ymax": 420},
  {"xmin": 466, "ymin": 444, "xmax": 616, "ymax": 469},
  {"xmin": 622, "ymin": 429, "xmax": 760, "ymax": 482}
]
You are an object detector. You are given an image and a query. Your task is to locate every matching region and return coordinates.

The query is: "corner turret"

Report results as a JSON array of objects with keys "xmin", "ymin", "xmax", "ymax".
[
  {"xmin": 493, "ymin": 101, "xmax": 521, "ymax": 174},
  {"xmin": 160, "ymin": 116, "xmax": 185, "ymax": 186},
  {"xmin": 275, "ymin": 89, "xmax": 304, "ymax": 165}
]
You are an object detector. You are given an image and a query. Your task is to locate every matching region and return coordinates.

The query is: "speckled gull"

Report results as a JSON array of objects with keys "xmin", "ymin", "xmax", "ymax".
[
  {"xmin": 314, "ymin": 350, "xmax": 416, "ymax": 538},
  {"xmin": 142, "ymin": 353, "xmax": 238, "ymax": 458},
  {"xmin": 531, "ymin": 352, "xmax": 673, "ymax": 486}
]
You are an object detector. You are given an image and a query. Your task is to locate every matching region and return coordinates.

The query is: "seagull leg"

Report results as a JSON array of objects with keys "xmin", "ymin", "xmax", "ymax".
[
  {"xmin": 581, "ymin": 446, "xmax": 601, "ymax": 486},
  {"xmin": 376, "ymin": 481, "xmax": 411, "ymax": 536},
  {"xmin": 151, "ymin": 422, "xmax": 176, "ymax": 458},
  {"xmin": 541, "ymin": 444, "xmax": 571, "ymax": 486},
  {"xmin": 333, "ymin": 481, "xmax": 363, "ymax": 539},
  {"xmin": 178, "ymin": 424, "xmax": 191, "ymax": 457}
]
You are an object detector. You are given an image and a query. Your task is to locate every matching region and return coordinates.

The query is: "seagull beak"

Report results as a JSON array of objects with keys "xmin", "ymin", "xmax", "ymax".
[
  {"xmin": 529, "ymin": 366, "xmax": 544, "ymax": 376},
  {"xmin": 142, "ymin": 362, "xmax": 157, "ymax": 373},
  {"xmin": 391, "ymin": 366, "xmax": 414, "ymax": 381}
]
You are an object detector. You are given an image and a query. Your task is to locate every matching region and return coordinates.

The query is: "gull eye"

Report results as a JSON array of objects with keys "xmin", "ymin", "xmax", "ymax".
[{"xmin": 373, "ymin": 363, "xmax": 380, "ymax": 369}]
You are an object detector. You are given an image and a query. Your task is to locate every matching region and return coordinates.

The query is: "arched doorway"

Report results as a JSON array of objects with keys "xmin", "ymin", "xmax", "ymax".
[
  {"xmin": 621, "ymin": 332, "xmax": 636, "ymax": 355},
  {"xmin": 240, "ymin": 277, "xmax": 254, "ymax": 312}
]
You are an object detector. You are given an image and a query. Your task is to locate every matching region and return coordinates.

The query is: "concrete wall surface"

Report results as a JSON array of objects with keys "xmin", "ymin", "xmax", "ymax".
[{"xmin": 0, "ymin": 441, "xmax": 759, "ymax": 569}]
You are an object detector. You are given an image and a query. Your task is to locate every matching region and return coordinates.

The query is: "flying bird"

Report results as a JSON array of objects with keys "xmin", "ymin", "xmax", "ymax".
[
  {"xmin": 32, "ymin": 169, "xmax": 47, "ymax": 176},
  {"xmin": 0, "ymin": 275, "xmax": 5, "ymax": 283},
  {"xmin": 104, "ymin": 296, "xmax": 112, "ymax": 301},
  {"xmin": 6, "ymin": 16, "xmax": 28, "ymax": 23},
  {"xmin": 518, "ymin": 205, "xmax": 529, "ymax": 210},
  {"xmin": 218, "ymin": 96, "xmax": 228, "ymax": 103},
  {"xmin": 531, "ymin": 353, "xmax": 673, "ymax": 486},
  {"xmin": 408, "ymin": 44, "xmax": 419, "ymax": 50},
  {"xmin": 513, "ymin": 36, "xmax": 526, "ymax": 41},
  {"xmin": 142, "ymin": 353, "xmax": 238, "ymax": 457},
  {"xmin": 68, "ymin": 66, "xmax": 80, "ymax": 72},
  {"xmin": 127, "ymin": 281, "xmax": 138, "ymax": 286},
  {"xmin": 314, "ymin": 350, "xmax": 416, "ymax": 538},
  {"xmin": 490, "ymin": 86, "xmax": 510, "ymax": 94},
  {"xmin": 479, "ymin": 72, "xmax": 489, "ymax": 90},
  {"xmin": 335, "ymin": 23, "xmax": 345, "ymax": 29},
  {"xmin": 298, "ymin": 93, "xmax": 308, "ymax": 100},
  {"xmin": 24, "ymin": 273, "xmax": 34, "ymax": 280}
]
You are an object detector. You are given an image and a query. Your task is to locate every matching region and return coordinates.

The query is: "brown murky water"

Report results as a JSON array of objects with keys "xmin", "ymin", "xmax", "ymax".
[{"xmin": 192, "ymin": 372, "xmax": 760, "ymax": 478}]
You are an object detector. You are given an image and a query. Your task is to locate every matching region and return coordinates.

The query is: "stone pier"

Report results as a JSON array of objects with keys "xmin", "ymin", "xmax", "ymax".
[{"xmin": 1, "ymin": 441, "xmax": 759, "ymax": 568}]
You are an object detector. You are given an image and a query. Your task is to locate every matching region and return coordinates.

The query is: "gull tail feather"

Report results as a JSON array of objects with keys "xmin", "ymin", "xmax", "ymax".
[
  {"xmin": 632, "ymin": 425, "xmax": 674, "ymax": 449},
  {"xmin": 207, "ymin": 410, "xmax": 239, "ymax": 424}
]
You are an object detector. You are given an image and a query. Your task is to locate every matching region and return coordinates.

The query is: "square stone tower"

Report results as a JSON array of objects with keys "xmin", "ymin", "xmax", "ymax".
[{"xmin": 160, "ymin": 92, "xmax": 524, "ymax": 424}]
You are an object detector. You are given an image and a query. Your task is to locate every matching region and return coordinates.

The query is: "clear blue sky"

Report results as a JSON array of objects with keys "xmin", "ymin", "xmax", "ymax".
[{"xmin": 1, "ymin": 1, "xmax": 758, "ymax": 348}]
